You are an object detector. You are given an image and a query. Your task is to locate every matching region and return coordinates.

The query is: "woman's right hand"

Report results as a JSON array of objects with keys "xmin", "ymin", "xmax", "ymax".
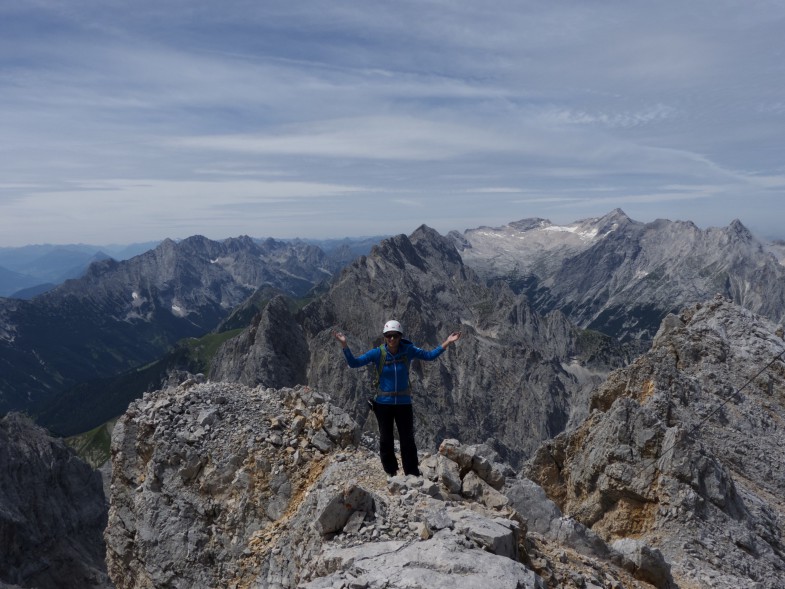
[{"xmin": 332, "ymin": 330, "xmax": 348, "ymax": 347}]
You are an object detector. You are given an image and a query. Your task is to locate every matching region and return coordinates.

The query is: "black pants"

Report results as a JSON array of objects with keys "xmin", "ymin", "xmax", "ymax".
[{"xmin": 372, "ymin": 401, "xmax": 420, "ymax": 476}]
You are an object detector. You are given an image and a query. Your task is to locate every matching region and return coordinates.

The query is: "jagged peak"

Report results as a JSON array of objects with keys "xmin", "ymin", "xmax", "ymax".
[
  {"xmin": 647, "ymin": 217, "xmax": 699, "ymax": 232},
  {"xmin": 409, "ymin": 223, "xmax": 442, "ymax": 241},
  {"xmin": 259, "ymin": 236, "xmax": 286, "ymax": 249},
  {"xmin": 83, "ymin": 256, "xmax": 119, "ymax": 278},
  {"xmin": 410, "ymin": 224, "xmax": 453, "ymax": 251},
  {"xmin": 366, "ymin": 231, "xmax": 429, "ymax": 274},
  {"xmin": 180, "ymin": 234, "xmax": 212, "ymax": 248},
  {"xmin": 155, "ymin": 237, "xmax": 178, "ymax": 251},
  {"xmin": 447, "ymin": 230, "xmax": 471, "ymax": 251},
  {"xmin": 605, "ymin": 207, "xmax": 630, "ymax": 220},
  {"xmin": 726, "ymin": 218, "xmax": 754, "ymax": 241},
  {"xmin": 593, "ymin": 208, "xmax": 636, "ymax": 232}
]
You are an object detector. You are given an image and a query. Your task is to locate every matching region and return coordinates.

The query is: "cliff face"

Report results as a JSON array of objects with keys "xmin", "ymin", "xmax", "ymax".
[
  {"xmin": 105, "ymin": 381, "xmax": 359, "ymax": 588},
  {"xmin": 210, "ymin": 295, "xmax": 310, "ymax": 387},
  {"xmin": 0, "ymin": 413, "xmax": 110, "ymax": 589},
  {"xmin": 527, "ymin": 296, "xmax": 785, "ymax": 589}
]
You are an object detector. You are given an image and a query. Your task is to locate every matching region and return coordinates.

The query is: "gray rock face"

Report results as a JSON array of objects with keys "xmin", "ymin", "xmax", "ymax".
[
  {"xmin": 102, "ymin": 239, "xmax": 785, "ymax": 588},
  {"xmin": 304, "ymin": 533, "xmax": 542, "ymax": 589},
  {"xmin": 455, "ymin": 209, "xmax": 785, "ymax": 344},
  {"xmin": 527, "ymin": 296, "xmax": 785, "ymax": 589},
  {"xmin": 115, "ymin": 370, "xmax": 785, "ymax": 588},
  {"xmin": 0, "ymin": 413, "xmax": 110, "ymax": 589},
  {"xmin": 105, "ymin": 381, "xmax": 359, "ymax": 589},
  {"xmin": 611, "ymin": 539, "xmax": 675, "ymax": 589},
  {"xmin": 210, "ymin": 295, "xmax": 309, "ymax": 387},
  {"xmin": 212, "ymin": 225, "xmax": 627, "ymax": 468}
]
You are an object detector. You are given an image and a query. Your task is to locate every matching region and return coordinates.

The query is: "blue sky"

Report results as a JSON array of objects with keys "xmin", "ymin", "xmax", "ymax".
[{"xmin": 1, "ymin": 0, "xmax": 784, "ymax": 246}]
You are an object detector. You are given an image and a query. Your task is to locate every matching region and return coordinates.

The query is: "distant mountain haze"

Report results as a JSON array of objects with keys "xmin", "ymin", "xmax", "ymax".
[
  {"xmin": 0, "ymin": 237, "xmax": 383, "ymax": 298},
  {"xmin": 0, "ymin": 235, "xmax": 368, "ymax": 429},
  {"xmin": 0, "ymin": 242, "xmax": 159, "ymax": 297}
]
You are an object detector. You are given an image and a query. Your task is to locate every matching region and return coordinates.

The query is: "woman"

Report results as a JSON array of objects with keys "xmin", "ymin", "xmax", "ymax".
[{"xmin": 333, "ymin": 320, "xmax": 462, "ymax": 477}]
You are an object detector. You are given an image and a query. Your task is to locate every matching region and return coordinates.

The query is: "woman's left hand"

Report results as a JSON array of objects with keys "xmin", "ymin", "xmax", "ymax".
[{"xmin": 443, "ymin": 331, "xmax": 462, "ymax": 347}]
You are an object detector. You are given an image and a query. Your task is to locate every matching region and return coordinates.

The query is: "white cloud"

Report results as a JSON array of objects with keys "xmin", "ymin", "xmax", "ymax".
[
  {"xmin": 172, "ymin": 116, "xmax": 518, "ymax": 161},
  {"xmin": 539, "ymin": 104, "xmax": 678, "ymax": 128}
]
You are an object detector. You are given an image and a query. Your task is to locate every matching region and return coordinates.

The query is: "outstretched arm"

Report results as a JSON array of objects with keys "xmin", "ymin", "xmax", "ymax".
[
  {"xmin": 407, "ymin": 330, "xmax": 462, "ymax": 361},
  {"xmin": 440, "ymin": 331, "xmax": 462, "ymax": 348},
  {"xmin": 333, "ymin": 329, "xmax": 379, "ymax": 368}
]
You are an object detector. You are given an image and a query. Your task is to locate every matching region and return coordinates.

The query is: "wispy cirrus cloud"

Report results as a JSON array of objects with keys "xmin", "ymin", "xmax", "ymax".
[{"xmin": 172, "ymin": 116, "xmax": 519, "ymax": 161}]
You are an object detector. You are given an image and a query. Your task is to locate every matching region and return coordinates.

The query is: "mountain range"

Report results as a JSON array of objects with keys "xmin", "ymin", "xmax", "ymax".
[
  {"xmin": 453, "ymin": 208, "xmax": 785, "ymax": 344},
  {"xmin": 2, "ymin": 210, "xmax": 785, "ymax": 588},
  {"xmin": 215, "ymin": 225, "xmax": 628, "ymax": 468},
  {"xmin": 207, "ymin": 212, "xmax": 785, "ymax": 467},
  {"xmin": 3, "ymin": 209, "xmax": 785, "ymax": 445},
  {"xmin": 0, "ymin": 237, "xmax": 381, "ymax": 299}
]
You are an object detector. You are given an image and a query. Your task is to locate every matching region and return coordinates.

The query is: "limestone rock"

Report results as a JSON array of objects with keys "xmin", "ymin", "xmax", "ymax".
[
  {"xmin": 103, "ymin": 383, "xmax": 661, "ymax": 589},
  {"xmin": 303, "ymin": 534, "xmax": 543, "ymax": 589},
  {"xmin": 456, "ymin": 210, "xmax": 785, "ymax": 344},
  {"xmin": 527, "ymin": 297, "xmax": 785, "ymax": 589},
  {"xmin": 297, "ymin": 226, "xmax": 627, "ymax": 468},
  {"xmin": 104, "ymin": 298, "xmax": 785, "ymax": 588},
  {"xmin": 611, "ymin": 538, "xmax": 676, "ymax": 589},
  {"xmin": 210, "ymin": 295, "xmax": 309, "ymax": 388},
  {"xmin": 314, "ymin": 484, "xmax": 375, "ymax": 535},
  {"xmin": 105, "ymin": 382, "xmax": 360, "ymax": 589},
  {"xmin": 451, "ymin": 508, "xmax": 520, "ymax": 560}
]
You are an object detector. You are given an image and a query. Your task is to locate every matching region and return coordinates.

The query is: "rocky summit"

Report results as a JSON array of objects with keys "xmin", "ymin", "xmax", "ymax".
[{"xmin": 104, "ymin": 380, "xmax": 659, "ymax": 589}]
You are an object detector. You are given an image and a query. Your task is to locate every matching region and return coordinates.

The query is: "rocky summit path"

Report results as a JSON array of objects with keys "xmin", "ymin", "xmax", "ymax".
[{"xmin": 106, "ymin": 380, "xmax": 669, "ymax": 588}]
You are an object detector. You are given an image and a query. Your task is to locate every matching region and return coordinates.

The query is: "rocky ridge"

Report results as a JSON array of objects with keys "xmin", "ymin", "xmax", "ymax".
[
  {"xmin": 105, "ymin": 380, "xmax": 665, "ymax": 589},
  {"xmin": 527, "ymin": 296, "xmax": 785, "ymax": 588}
]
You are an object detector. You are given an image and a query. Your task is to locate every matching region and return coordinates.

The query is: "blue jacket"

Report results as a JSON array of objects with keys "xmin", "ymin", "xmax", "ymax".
[{"xmin": 342, "ymin": 339, "xmax": 445, "ymax": 404}]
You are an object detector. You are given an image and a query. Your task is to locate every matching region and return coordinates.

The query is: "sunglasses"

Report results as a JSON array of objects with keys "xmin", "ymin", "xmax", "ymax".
[{"xmin": 384, "ymin": 332, "xmax": 401, "ymax": 339}]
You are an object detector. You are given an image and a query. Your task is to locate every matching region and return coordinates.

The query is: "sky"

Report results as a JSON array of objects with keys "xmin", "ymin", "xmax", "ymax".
[{"xmin": 1, "ymin": 0, "xmax": 785, "ymax": 247}]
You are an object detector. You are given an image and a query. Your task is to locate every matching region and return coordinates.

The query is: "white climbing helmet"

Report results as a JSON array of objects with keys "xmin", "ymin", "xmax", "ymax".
[{"xmin": 382, "ymin": 320, "xmax": 403, "ymax": 335}]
